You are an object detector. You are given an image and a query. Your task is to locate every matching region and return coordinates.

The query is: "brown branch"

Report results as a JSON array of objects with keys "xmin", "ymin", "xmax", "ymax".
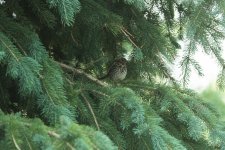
[
  {"xmin": 11, "ymin": 36, "xmax": 27, "ymax": 56},
  {"xmin": 66, "ymin": 143, "xmax": 76, "ymax": 150},
  {"xmin": 84, "ymin": 57, "xmax": 105, "ymax": 69},
  {"xmin": 25, "ymin": 137, "xmax": 33, "ymax": 150},
  {"xmin": 65, "ymin": 77, "xmax": 75, "ymax": 85},
  {"xmin": 81, "ymin": 92, "xmax": 100, "ymax": 130},
  {"xmin": 48, "ymin": 131, "xmax": 76, "ymax": 150},
  {"xmin": 122, "ymin": 27, "xmax": 134, "ymax": 38},
  {"xmin": 84, "ymin": 89, "xmax": 125, "ymax": 110},
  {"xmin": 70, "ymin": 32, "xmax": 79, "ymax": 46},
  {"xmin": 58, "ymin": 62, "xmax": 109, "ymax": 87},
  {"xmin": 48, "ymin": 131, "xmax": 61, "ymax": 139},
  {"xmin": 86, "ymin": 89, "xmax": 110, "ymax": 97},
  {"xmin": 125, "ymin": 83, "xmax": 157, "ymax": 90},
  {"xmin": 0, "ymin": 25, "xmax": 27, "ymax": 56},
  {"xmin": 12, "ymin": 134, "xmax": 21, "ymax": 150},
  {"xmin": 121, "ymin": 28, "xmax": 139, "ymax": 48}
]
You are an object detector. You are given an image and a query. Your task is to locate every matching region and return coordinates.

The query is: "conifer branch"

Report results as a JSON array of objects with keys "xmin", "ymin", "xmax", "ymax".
[
  {"xmin": 181, "ymin": 41, "xmax": 193, "ymax": 86},
  {"xmin": 1, "ymin": 1, "xmax": 225, "ymax": 149},
  {"xmin": 58, "ymin": 62, "xmax": 109, "ymax": 87},
  {"xmin": 81, "ymin": 92, "xmax": 100, "ymax": 131},
  {"xmin": 122, "ymin": 26, "xmax": 176, "ymax": 84},
  {"xmin": 0, "ymin": 36, "xmax": 19, "ymax": 62},
  {"xmin": 141, "ymin": 137, "xmax": 151, "ymax": 150},
  {"xmin": 0, "ymin": 25, "xmax": 27, "ymax": 56},
  {"xmin": 42, "ymin": 84, "xmax": 56, "ymax": 105},
  {"xmin": 11, "ymin": 37, "xmax": 27, "ymax": 56},
  {"xmin": 158, "ymin": 57, "xmax": 177, "ymax": 84}
]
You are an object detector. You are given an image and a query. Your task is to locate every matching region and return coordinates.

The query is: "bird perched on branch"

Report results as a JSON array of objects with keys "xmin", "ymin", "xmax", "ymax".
[{"xmin": 99, "ymin": 58, "xmax": 127, "ymax": 81}]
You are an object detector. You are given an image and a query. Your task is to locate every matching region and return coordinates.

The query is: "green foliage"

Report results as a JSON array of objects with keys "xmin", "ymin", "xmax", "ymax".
[
  {"xmin": 1, "ymin": 0, "xmax": 225, "ymax": 149},
  {"xmin": 47, "ymin": 0, "xmax": 81, "ymax": 26},
  {"xmin": 201, "ymin": 85, "xmax": 225, "ymax": 121},
  {"xmin": 122, "ymin": 0, "xmax": 146, "ymax": 10},
  {"xmin": 27, "ymin": 0, "xmax": 57, "ymax": 28},
  {"xmin": 0, "ymin": 8, "xmax": 74, "ymax": 124},
  {"xmin": 0, "ymin": 111, "xmax": 117, "ymax": 150},
  {"xmin": 0, "ymin": 32, "xmax": 42, "ymax": 96},
  {"xmin": 180, "ymin": 0, "xmax": 225, "ymax": 86}
]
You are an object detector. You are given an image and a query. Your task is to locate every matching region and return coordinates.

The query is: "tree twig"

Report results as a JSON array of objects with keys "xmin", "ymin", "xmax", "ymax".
[
  {"xmin": 81, "ymin": 92, "xmax": 100, "ymax": 130},
  {"xmin": 86, "ymin": 89, "xmax": 110, "ymax": 97},
  {"xmin": 122, "ymin": 27, "xmax": 134, "ymax": 38},
  {"xmin": 121, "ymin": 28, "xmax": 139, "ymax": 48},
  {"xmin": 12, "ymin": 134, "xmax": 21, "ymax": 150},
  {"xmin": 48, "ymin": 131, "xmax": 61, "ymax": 139},
  {"xmin": 48, "ymin": 131, "xmax": 76, "ymax": 150},
  {"xmin": 70, "ymin": 31, "xmax": 79, "ymax": 46},
  {"xmin": 58, "ymin": 62, "xmax": 109, "ymax": 87}
]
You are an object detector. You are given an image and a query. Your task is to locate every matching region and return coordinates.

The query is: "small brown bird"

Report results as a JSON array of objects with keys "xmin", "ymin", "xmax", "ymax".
[{"xmin": 99, "ymin": 58, "xmax": 127, "ymax": 81}]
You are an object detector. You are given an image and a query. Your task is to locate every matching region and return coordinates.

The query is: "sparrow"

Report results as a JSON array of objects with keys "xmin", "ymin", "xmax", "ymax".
[{"xmin": 99, "ymin": 58, "xmax": 127, "ymax": 81}]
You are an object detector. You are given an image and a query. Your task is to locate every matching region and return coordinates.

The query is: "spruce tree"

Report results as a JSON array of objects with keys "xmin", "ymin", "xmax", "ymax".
[{"xmin": 1, "ymin": 0, "xmax": 225, "ymax": 149}]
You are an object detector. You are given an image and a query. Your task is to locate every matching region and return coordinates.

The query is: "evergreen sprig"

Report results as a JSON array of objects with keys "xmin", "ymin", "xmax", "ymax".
[{"xmin": 1, "ymin": 0, "xmax": 225, "ymax": 149}]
